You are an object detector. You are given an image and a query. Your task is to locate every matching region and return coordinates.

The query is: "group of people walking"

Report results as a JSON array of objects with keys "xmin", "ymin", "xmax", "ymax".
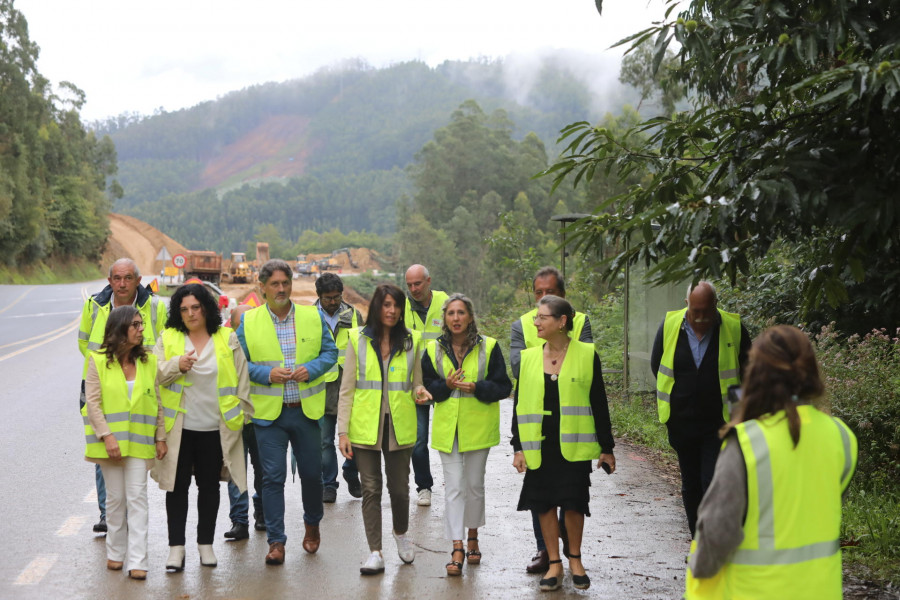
[{"xmin": 78, "ymin": 257, "xmax": 858, "ymax": 598}]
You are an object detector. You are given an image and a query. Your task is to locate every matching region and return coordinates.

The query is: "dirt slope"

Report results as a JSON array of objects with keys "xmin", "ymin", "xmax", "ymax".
[{"xmin": 101, "ymin": 213, "xmax": 189, "ymax": 276}]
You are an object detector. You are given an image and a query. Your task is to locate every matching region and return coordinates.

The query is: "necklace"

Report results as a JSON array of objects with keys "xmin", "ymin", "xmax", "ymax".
[{"xmin": 546, "ymin": 342, "xmax": 569, "ymax": 381}]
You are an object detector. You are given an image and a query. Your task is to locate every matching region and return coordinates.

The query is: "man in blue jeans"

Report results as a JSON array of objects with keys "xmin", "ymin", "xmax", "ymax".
[
  {"xmin": 237, "ymin": 260, "xmax": 338, "ymax": 565},
  {"xmin": 314, "ymin": 273, "xmax": 363, "ymax": 502},
  {"xmin": 404, "ymin": 264, "xmax": 448, "ymax": 507}
]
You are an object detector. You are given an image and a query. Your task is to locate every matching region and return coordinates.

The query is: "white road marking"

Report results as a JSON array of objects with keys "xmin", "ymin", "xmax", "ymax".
[
  {"xmin": 3, "ymin": 310, "xmax": 80, "ymax": 318},
  {"xmin": 0, "ymin": 319, "xmax": 83, "ymax": 350},
  {"xmin": 84, "ymin": 489, "xmax": 98, "ymax": 503},
  {"xmin": 56, "ymin": 516, "xmax": 87, "ymax": 537},
  {"xmin": 14, "ymin": 554, "xmax": 58, "ymax": 585}
]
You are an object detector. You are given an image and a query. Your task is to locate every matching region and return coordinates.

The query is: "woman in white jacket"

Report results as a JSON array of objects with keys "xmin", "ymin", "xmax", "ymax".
[{"xmin": 152, "ymin": 283, "xmax": 252, "ymax": 571}]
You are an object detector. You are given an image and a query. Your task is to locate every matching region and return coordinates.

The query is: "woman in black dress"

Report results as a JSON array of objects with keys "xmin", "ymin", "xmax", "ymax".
[{"xmin": 511, "ymin": 295, "xmax": 615, "ymax": 592}]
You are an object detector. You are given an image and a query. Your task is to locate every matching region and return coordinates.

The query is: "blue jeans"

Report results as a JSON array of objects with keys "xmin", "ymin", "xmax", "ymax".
[
  {"xmin": 227, "ymin": 425, "xmax": 264, "ymax": 526},
  {"xmin": 319, "ymin": 413, "xmax": 358, "ymax": 489},
  {"xmin": 412, "ymin": 403, "xmax": 434, "ymax": 492},
  {"xmin": 81, "ymin": 382, "xmax": 106, "ymax": 518},
  {"xmin": 255, "ymin": 407, "xmax": 323, "ymax": 545}
]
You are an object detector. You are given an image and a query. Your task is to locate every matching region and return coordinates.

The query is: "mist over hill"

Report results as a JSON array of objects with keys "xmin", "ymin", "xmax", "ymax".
[{"xmin": 95, "ymin": 52, "xmax": 633, "ymax": 253}]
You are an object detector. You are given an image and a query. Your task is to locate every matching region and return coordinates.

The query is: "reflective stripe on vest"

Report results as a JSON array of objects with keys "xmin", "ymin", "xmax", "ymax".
[
  {"xmin": 347, "ymin": 329, "xmax": 419, "ymax": 446},
  {"xmin": 686, "ymin": 406, "xmax": 858, "ymax": 599},
  {"xmin": 404, "ymin": 291, "xmax": 448, "ymax": 340},
  {"xmin": 656, "ymin": 308, "xmax": 741, "ymax": 424},
  {"xmin": 244, "ymin": 304, "xmax": 328, "ymax": 421},
  {"xmin": 159, "ymin": 328, "xmax": 243, "ymax": 432},
  {"xmin": 83, "ymin": 352, "xmax": 159, "ymax": 459},
  {"xmin": 515, "ymin": 341, "xmax": 599, "ymax": 469},
  {"xmin": 428, "ymin": 337, "xmax": 500, "ymax": 453}
]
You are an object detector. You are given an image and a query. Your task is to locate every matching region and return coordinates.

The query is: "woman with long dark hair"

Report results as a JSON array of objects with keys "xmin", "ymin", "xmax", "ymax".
[
  {"xmin": 421, "ymin": 293, "xmax": 512, "ymax": 575},
  {"xmin": 337, "ymin": 283, "xmax": 433, "ymax": 575},
  {"xmin": 152, "ymin": 283, "xmax": 251, "ymax": 571},
  {"xmin": 511, "ymin": 295, "xmax": 615, "ymax": 592},
  {"xmin": 82, "ymin": 306, "xmax": 167, "ymax": 580},
  {"xmin": 686, "ymin": 325, "xmax": 858, "ymax": 599}
]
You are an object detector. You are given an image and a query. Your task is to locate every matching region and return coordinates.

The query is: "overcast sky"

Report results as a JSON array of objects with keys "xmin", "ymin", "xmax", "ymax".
[{"xmin": 16, "ymin": 0, "xmax": 668, "ymax": 122}]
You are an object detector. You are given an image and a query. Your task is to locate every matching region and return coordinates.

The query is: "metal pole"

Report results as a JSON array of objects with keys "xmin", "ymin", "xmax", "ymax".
[{"xmin": 560, "ymin": 227, "xmax": 567, "ymax": 282}]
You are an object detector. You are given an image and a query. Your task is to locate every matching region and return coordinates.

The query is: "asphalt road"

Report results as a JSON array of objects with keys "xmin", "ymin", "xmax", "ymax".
[{"xmin": 0, "ymin": 281, "xmax": 690, "ymax": 599}]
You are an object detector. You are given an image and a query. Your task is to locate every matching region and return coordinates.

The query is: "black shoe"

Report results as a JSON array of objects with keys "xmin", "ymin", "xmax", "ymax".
[
  {"xmin": 93, "ymin": 517, "xmax": 107, "ymax": 533},
  {"xmin": 254, "ymin": 519, "xmax": 267, "ymax": 532},
  {"xmin": 539, "ymin": 559, "xmax": 563, "ymax": 591},
  {"xmin": 343, "ymin": 471, "xmax": 362, "ymax": 498},
  {"xmin": 224, "ymin": 523, "xmax": 249, "ymax": 541},
  {"xmin": 323, "ymin": 486, "xmax": 337, "ymax": 503}
]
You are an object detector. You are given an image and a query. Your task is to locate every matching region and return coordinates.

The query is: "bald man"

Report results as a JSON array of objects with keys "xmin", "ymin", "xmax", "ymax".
[
  {"xmin": 650, "ymin": 281, "xmax": 751, "ymax": 537},
  {"xmin": 404, "ymin": 264, "xmax": 448, "ymax": 507}
]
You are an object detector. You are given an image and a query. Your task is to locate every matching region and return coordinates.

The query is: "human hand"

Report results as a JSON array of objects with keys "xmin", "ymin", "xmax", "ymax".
[
  {"xmin": 290, "ymin": 365, "xmax": 310, "ymax": 382},
  {"xmin": 414, "ymin": 386, "xmax": 433, "ymax": 404},
  {"xmin": 513, "ymin": 451, "xmax": 527, "ymax": 473},
  {"xmin": 179, "ymin": 350, "xmax": 197, "ymax": 373},
  {"xmin": 456, "ymin": 380, "xmax": 475, "ymax": 394},
  {"xmin": 598, "ymin": 453, "xmax": 616, "ymax": 474},
  {"xmin": 104, "ymin": 434, "xmax": 122, "ymax": 461},
  {"xmin": 445, "ymin": 368, "xmax": 463, "ymax": 390},
  {"xmin": 338, "ymin": 434, "xmax": 353, "ymax": 459},
  {"xmin": 156, "ymin": 441, "xmax": 168, "ymax": 460},
  {"xmin": 269, "ymin": 367, "xmax": 292, "ymax": 384}
]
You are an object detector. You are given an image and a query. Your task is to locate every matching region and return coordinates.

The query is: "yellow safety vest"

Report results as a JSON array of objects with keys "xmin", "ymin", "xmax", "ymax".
[
  {"xmin": 243, "ymin": 304, "xmax": 328, "ymax": 421},
  {"xmin": 346, "ymin": 329, "xmax": 420, "ymax": 446},
  {"xmin": 685, "ymin": 406, "xmax": 858, "ymax": 599},
  {"xmin": 515, "ymin": 341, "xmax": 600, "ymax": 469},
  {"xmin": 427, "ymin": 336, "xmax": 500, "ymax": 453},
  {"xmin": 82, "ymin": 352, "xmax": 159, "ymax": 459},
  {"xmin": 656, "ymin": 308, "xmax": 742, "ymax": 424},
  {"xmin": 404, "ymin": 290, "xmax": 448, "ymax": 340},
  {"xmin": 78, "ymin": 293, "xmax": 166, "ymax": 378},
  {"xmin": 159, "ymin": 328, "xmax": 243, "ymax": 432},
  {"xmin": 322, "ymin": 307, "xmax": 360, "ymax": 382},
  {"xmin": 519, "ymin": 308, "xmax": 587, "ymax": 350}
]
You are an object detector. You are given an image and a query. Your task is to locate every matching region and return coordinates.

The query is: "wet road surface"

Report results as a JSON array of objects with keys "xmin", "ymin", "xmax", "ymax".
[{"xmin": 1, "ymin": 282, "xmax": 690, "ymax": 599}]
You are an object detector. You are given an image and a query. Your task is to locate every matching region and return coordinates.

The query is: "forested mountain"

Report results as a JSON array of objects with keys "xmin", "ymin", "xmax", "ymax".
[
  {"xmin": 0, "ymin": 0, "xmax": 119, "ymax": 270},
  {"xmin": 95, "ymin": 54, "xmax": 633, "ymax": 254}
]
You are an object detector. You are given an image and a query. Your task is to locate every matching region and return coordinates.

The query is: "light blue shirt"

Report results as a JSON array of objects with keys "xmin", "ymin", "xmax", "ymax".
[
  {"xmin": 317, "ymin": 303, "xmax": 340, "ymax": 332},
  {"xmin": 682, "ymin": 316, "xmax": 712, "ymax": 369}
]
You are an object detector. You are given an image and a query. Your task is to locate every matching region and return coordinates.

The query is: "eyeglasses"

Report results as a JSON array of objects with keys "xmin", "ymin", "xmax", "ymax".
[
  {"xmin": 130, "ymin": 321, "xmax": 145, "ymax": 329},
  {"xmin": 533, "ymin": 313, "xmax": 557, "ymax": 322},
  {"xmin": 321, "ymin": 293, "xmax": 342, "ymax": 303}
]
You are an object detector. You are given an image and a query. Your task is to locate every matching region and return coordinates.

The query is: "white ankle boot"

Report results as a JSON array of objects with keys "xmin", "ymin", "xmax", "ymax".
[
  {"xmin": 198, "ymin": 544, "xmax": 217, "ymax": 567},
  {"xmin": 166, "ymin": 545, "xmax": 185, "ymax": 572}
]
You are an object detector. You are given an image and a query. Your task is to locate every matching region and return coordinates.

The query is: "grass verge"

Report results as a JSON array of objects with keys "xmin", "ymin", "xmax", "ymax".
[
  {"xmin": 842, "ymin": 483, "xmax": 900, "ymax": 585},
  {"xmin": 0, "ymin": 258, "xmax": 104, "ymax": 284}
]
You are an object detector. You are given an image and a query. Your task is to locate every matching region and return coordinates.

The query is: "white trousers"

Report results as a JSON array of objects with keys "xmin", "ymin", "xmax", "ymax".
[
  {"xmin": 100, "ymin": 458, "xmax": 150, "ymax": 571},
  {"xmin": 439, "ymin": 436, "xmax": 490, "ymax": 541}
]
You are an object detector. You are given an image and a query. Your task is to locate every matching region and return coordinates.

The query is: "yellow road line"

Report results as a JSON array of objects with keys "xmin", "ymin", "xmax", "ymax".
[
  {"xmin": 0, "ymin": 318, "xmax": 79, "ymax": 363},
  {"xmin": 14, "ymin": 554, "xmax": 58, "ymax": 585},
  {"xmin": 0, "ymin": 286, "xmax": 34, "ymax": 315}
]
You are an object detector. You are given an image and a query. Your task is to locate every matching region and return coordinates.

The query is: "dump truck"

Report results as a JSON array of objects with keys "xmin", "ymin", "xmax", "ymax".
[
  {"xmin": 183, "ymin": 251, "xmax": 222, "ymax": 285},
  {"xmin": 256, "ymin": 242, "xmax": 270, "ymax": 267}
]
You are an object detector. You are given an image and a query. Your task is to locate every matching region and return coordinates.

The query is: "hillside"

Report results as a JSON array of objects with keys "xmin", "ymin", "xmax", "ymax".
[{"xmin": 101, "ymin": 214, "xmax": 189, "ymax": 277}]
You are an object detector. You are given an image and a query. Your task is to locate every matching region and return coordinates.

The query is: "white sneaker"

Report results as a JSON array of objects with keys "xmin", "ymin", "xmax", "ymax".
[
  {"xmin": 360, "ymin": 550, "xmax": 385, "ymax": 575},
  {"xmin": 417, "ymin": 489, "xmax": 432, "ymax": 506},
  {"xmin": 198, "ymin": 544, "xmax": 217, "ymax": 567},
  {"xmin": 393, "ymin": 530, "xmax": 415, "ymax": 564}
]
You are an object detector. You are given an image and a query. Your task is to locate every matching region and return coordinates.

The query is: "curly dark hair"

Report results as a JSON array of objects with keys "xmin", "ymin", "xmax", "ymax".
[
  {"xmin": 723, "ymin": 325, "xmax": 825, "ymax": 447},
  {"xmin": 365, "ymin": 283, "xmax": 412, "ymax": 352},
  {"xmin": 101, "ymin": 306, "xmax": 149, "ymax": 366},
  {"xmin": 166, "ymin": 283, "xmax": 221, "ymax": 334}
]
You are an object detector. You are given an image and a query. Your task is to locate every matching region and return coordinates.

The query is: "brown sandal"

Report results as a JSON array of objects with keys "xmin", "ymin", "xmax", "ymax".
[
  {"xmin": 446, "ymin": 548, "xmax": 464, "ymax": 576},
  {"xmin": 465, "ymin": 537, "xmax": 482, "ymax": 564}
]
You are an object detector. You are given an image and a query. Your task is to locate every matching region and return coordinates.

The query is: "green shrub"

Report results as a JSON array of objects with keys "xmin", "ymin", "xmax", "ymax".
[{"xmin": 814, "ymin": 324, "xmax": 900, "ymax": 487}]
